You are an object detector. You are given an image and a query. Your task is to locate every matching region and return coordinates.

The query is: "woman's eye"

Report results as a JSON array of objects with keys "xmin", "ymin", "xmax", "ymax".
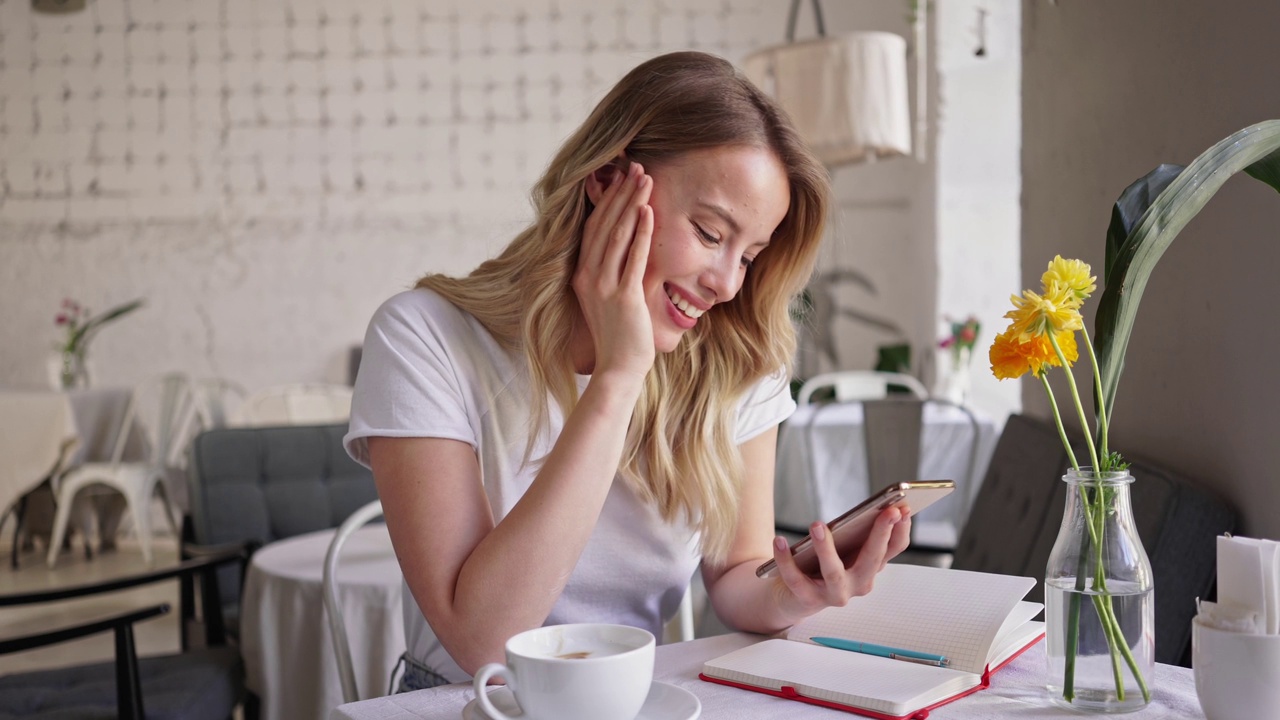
[
  {"xmin": 741, "ymin": 256, "xmax": 756, "ymax": 269},
  {"xmin": 695, "ymin": 223, "xmax": 720, "ymax": 245}
]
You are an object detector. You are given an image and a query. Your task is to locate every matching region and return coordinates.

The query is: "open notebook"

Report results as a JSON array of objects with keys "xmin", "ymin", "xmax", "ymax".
[{"xmin": 700, "ymin": 564, "xmax": 1045, "ymax": 720}]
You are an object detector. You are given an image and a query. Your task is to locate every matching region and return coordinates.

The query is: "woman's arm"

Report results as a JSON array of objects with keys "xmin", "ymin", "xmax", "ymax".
[
  {"xmin": 700, "ymin": 426, "xmax": 913, "ymax": 633},
  {"xmin": 370, "ymin": 162, "xmax": 656, "ymax": 676},
  {"xmin": 370, "ymin": 371, "xmax": 643, "ymax": 675}
]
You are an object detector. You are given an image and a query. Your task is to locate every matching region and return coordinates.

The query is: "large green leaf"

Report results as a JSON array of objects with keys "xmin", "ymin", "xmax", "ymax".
[{"xmin": 1094, "ymin": 121, "xmax": 1280, "ymax": 420}]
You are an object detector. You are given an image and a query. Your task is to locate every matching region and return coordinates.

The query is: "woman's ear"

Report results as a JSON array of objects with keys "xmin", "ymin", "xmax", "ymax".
[{"xmin": 584, "ymin": 160, "xmax": 626, "ymax": 206}]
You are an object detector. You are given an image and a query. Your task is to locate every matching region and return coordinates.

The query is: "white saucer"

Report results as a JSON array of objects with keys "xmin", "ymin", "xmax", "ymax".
[{"xmin": 462, "ymin": 680, "xmax": 701, "ymax": 720}]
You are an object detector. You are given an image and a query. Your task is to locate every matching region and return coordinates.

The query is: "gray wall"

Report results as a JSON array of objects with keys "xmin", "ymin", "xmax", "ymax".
[{"xmin": 1021, "ymin": 0, "xmax": 1280, "ymax": 537}]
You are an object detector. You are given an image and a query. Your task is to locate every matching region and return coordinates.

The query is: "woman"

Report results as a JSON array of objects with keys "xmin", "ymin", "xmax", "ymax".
[{"xmin": 344, "ymin": 51, "xmax": 912, "ymax": 690}]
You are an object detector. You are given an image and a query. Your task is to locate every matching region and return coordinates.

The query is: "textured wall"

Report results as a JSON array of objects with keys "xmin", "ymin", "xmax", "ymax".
[
  {"xmin": 1021, "ymin": 0, "xmax": 1280, "ymax": 537},
  {"xmin": 0, "ymin": 0, "xmax": 788, "ymax": 390}
]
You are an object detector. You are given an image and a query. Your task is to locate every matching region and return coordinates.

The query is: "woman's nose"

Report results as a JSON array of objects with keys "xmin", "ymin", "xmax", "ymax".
[{"xmin": 700, "ymin": 255, "xmax": 743, "ymax": 303}]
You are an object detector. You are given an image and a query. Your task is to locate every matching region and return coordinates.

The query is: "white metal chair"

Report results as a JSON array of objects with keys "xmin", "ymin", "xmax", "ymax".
[
  {"xmin": 46, "ymin": 374, "xmax": 196, "ymax": 567},
  {"xmin": 796, "ymin": 370, "xmax": 929, "ymax": 405},
  {"xmin": 323, "ymin": 499, "xmax": 386, "ymax": 705},
  {"xmin": 237, "ymin": 383, "xmax": 353, "ymax": 426},
  {"xmin": 189, "ymin": 378, "xmax": 247, "ymax": 431}
]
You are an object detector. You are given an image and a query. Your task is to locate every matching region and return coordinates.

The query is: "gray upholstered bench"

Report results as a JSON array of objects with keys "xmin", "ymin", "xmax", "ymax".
[{"xmin": 187, "ymin": 423, "xmax": 377, "ymax": 637}]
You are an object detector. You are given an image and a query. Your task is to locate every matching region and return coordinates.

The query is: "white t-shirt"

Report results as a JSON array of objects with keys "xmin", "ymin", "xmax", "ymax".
[{"xmin": 344, "ymin": 288, "xmax": 795, "ymax": 681}]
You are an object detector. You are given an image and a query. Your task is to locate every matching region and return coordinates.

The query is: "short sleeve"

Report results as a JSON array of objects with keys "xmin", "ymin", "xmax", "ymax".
[
  {"xmin": 734, "ymin": 369, "xmax": 797, "ymax": 444},
  {"xmin": 344, "ymin": 291, "xmax": 478, "ymax": 468}
]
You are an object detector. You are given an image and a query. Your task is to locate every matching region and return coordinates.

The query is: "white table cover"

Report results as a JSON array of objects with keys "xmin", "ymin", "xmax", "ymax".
[
  {"xmin": 242, "ymin": 524, "xmax": 405, "ymax": 720},
  {"xmin": 0, "ymin": 391, "xmax": 77, "ymax": 523},
  {"xmin": 774, "ymin": 403, "xmax": 998, "ymax": 535},
  {"xmin": 330, "ymin": 633, "xmax": 1203, "ymax": 720}
]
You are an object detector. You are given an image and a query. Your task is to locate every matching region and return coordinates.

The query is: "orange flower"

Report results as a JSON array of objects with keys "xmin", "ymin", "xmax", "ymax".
[{"xmin": 989, "ymin": 328, "xmax": 1078, "ymax": 380}]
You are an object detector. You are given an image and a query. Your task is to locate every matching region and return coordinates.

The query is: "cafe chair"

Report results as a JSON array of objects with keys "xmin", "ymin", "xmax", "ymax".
[
  {"xmin": 186, "ymin": 423, "xmax": 377, "ymax": 644},
  {"xmin": 0, "ymin": 542, "xmax": 254, "ymax": 720},
  {"xmin": 46, "ymin": 373, "xmax": 197, "ymax": 568},
  {"xmin": 190, "ymin": 378, "xmax": 248, "ymax": 432},
  {"xmin": 323, "ymin": 499, "xmax": 386, "ymax": 705},
  {"xmin": 791, "ymin": 372, "xmax": 984, "ymax": 550},
  {"xmin": 235, "ymin": 383, "xmax": 353, "ymax": 426},
  {"xmin": 796, "ymin": 370, "xmax": 928, "ymax": 405}
]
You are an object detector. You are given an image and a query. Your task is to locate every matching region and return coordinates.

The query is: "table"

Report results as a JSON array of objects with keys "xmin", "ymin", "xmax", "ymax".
[
  {"xmin": 330, "ymin": 633, "xmax": 1203, "ymax": 719},
  {"xmin": 242, "ymin": 524, "xmax": 406, "ymax": 720},
  {"xmin": 0, "ymin": 387, "xmax": 145, "ymax": 558},
  {"xmin": 774, "ymin": 402, "xmax": 998, "ymax": 538},
  {"xmin": 0, "ymin": 392, "xmax": 78, "ymax": 540}
]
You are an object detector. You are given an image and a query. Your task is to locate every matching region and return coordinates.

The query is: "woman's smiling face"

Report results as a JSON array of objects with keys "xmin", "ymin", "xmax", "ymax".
[{"xmin": 639, "ymin": 145, "xmax": 791, "ymax": 353}]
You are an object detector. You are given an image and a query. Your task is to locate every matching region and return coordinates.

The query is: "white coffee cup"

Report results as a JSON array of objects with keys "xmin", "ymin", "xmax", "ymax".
[
  {"xmin": 1193, "ymin": 616, "xmax": 1280, "ymax": 720},
  {"xmin": 472, "ymin": 623, "xmax": 655, "ymax": 720}
]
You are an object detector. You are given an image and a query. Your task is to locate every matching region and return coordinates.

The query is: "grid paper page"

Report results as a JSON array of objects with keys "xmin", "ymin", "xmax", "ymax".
[
  {"xmin": 704, "ymin": 638, "xmax": 978, "ymax": 716},
  {"xmin": 786, "ymin": 564, "xmax": 1034, "ymax": 674}
]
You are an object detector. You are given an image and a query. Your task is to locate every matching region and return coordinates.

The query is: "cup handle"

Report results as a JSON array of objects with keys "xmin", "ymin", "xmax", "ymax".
[{"xmin": 473, "ymin": 663, "xmax": 518, "ymax": 720}]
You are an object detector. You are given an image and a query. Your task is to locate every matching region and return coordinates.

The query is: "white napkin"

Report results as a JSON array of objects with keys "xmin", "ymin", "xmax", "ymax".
[{"xmin": 1213, "ymin": 535, "xmax": 1280, "ymax": 635}]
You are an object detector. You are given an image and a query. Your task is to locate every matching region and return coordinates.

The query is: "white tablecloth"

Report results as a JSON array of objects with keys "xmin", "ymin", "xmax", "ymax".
[
  {"xmin": 0, "ymin": 387, "xmax": 145, "ymax": 549},
  {"xmin": 330, "ymin": 633, "xmax": 1203, "ymax": 720},
  {"xmin": 242, "ymin": 525, "xmax": 406, "ymax": 720},
  {"xmin": 774, "ymin": 403, "xmax": 998, "ymax": 536},
  {"xmin": 0, "ymin": 391, "xmax": 77, "ymax": 523}
]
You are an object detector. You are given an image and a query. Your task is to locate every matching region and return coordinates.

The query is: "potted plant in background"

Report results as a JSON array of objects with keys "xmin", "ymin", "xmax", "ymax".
[
  {"xmin": 51, "ymin": 298, "xmax": 145, "ymax": 390},
  {"xmin": 989, "ymin": 120, "xmax": 1280, "ymax": 712}
]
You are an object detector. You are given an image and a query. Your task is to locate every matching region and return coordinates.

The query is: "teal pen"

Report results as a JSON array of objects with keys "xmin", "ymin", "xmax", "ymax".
[{"xmin": 810, "ymin": 636, "xmax": 951, "ymax": 667}]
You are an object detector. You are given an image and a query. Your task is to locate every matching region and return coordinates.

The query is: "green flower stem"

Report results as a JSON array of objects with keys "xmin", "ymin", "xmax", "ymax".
[
  {"xmin": 1082, "ymin": 328, "xmax": 1111, "ymax": 466},
  {"xmin": 1039, "ymin": 374, "xmax": 1080, "ymax": 471},
  {"xmin": 1047, "ymin": 332, "xmax": 1100, "ymax": 471},
  {"xmin": 1091, "ymin": 593, "xmax": 1127, "ymax": 699},
  {"xmin": 1064, "ymin": 537, "xmax": 1090, "ymax": 701}
]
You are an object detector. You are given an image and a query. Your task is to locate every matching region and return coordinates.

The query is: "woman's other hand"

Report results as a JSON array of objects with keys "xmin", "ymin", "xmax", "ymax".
[
  {"xmin": 770, "ymin": 505, "xmax": 913, "ymax": 618},
  {"xmin": 573, "ymin": 161, "xmax": 655, "ymax": 380}
]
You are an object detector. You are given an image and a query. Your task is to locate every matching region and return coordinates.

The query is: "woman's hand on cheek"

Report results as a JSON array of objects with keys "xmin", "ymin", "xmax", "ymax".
[
  {"xmin": 770, "ymin": 506, "xmax": 912, "ymax": 621},
  {"xmin": 572, "ymin": 162, "xmax": 656, "ymax": 381}
]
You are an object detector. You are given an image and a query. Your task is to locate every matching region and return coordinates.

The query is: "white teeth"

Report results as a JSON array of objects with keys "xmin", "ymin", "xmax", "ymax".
[{"xmin": 667, "ymin": 289, "xmax": 705, "ymax": 319}]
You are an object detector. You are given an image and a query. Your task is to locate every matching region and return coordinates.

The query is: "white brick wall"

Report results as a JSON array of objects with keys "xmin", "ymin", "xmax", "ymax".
[{"xmin": 0, "ymin": 0, "xmax": 783, "ymax": 390}]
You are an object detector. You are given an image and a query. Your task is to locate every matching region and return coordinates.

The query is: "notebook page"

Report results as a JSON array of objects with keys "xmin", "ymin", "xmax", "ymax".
[
  {"xmin": 703, "ymin": 639, "xmax": 978, "ymax": 717},
  {"xmin": 786, "ymin": 564, "xmax": 1035, "ymax": 674}
]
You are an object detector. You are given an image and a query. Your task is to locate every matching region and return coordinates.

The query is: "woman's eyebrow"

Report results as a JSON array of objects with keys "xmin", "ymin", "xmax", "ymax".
[
  {"xmin": 697, "ymin": 200, "xmax": 771, "ymax": 248},
  {"xmin": 696, "ymin": 201, "xmax": 742, "ymax": 236}
]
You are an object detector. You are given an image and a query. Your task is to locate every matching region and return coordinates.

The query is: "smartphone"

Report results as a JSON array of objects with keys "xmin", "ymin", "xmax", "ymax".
[{"xmin": 755, "ymin": 480, "xmax": 955, "ymax": 579}]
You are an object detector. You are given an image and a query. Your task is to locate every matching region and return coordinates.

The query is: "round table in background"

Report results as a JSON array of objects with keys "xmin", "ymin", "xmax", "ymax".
[{"xmin": 240, "ymin": 524, "xmax": 404, "ymax": 720}]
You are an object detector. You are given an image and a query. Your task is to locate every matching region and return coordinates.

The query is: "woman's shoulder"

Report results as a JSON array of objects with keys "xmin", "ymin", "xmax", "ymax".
[{"xmin": 372, "ymin": 288, "xmax": 487, "ymax": 341}]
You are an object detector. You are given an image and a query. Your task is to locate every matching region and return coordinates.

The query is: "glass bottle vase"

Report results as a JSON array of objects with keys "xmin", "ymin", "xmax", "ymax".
[
  {"xmin": 1044, "ymin": 468, "xmax": 1154, "ymax": 713},
  {"xmin": 58, "ymin": 349, "xmax": 90, "ymax": 390}
]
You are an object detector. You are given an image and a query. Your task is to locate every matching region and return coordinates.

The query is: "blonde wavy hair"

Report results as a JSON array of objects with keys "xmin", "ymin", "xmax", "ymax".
[{"xmin": 417, "ymin": 52, "xmax": 829, "ymax": 562}]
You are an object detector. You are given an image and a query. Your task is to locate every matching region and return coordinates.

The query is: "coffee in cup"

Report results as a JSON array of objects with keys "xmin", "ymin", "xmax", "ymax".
[{"xmin": 472, "ymin": 623, "xmax": 655, "ymax": 720}]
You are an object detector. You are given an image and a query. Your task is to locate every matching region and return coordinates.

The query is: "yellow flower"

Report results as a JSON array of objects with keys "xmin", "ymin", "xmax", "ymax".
[
  {"xmin": 1005, "ymin": 287, "xmax": 1084, "ymax": 339},
  {"xmin": 989, "ymin": 328, "xmax": 1078, "ymax": 380},
  {"xmin": 1041, "ymin": 256, "xmax": 1097, "ymax": 308}
]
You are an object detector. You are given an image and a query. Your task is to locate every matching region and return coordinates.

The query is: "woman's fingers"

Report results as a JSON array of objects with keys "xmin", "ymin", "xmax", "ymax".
[
  {"xmin": 602, "ymin": 173, "xmax": 651, "ymax": 283},
  {"xmin": 809, "ymin": 521, "xmax": 853, "ymax": 603},
  {"xmin": 579, "ymin": 164, "xmax": 630, "ymax": 271},
  {"xmin": 882, "ymin": 508, "xmax": 912, "ymax": 570},
  {"xmin": 622, "ymin": 204, "xmax": 653, "ymax": 288},
  {"xmin": 772, "ymin": 536, "xmax": 819, "ymax": 606},
  {"xmin": 579, "ymin": 163, "xmax": 650, "ymax": 288},
  {"xmin": 846, "ymin": 507, "xmax": 900, "ymax": 595}
]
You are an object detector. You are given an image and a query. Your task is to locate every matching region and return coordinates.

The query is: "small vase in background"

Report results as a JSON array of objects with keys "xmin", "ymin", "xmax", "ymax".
[
  {"xmin": 937, "ymin": 346, "xmax": 972, "ymax": 405},
  {"xmin": 51, "ymin": 297, "xmax": 143, "ymax": 390},
  {"xmin": 60, "ymin": 349, "xmax": 90, "ymax": 389},
  {"xmin": 1045, "ymin": 468, "xmax": 1154, "ymax": 713}
]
